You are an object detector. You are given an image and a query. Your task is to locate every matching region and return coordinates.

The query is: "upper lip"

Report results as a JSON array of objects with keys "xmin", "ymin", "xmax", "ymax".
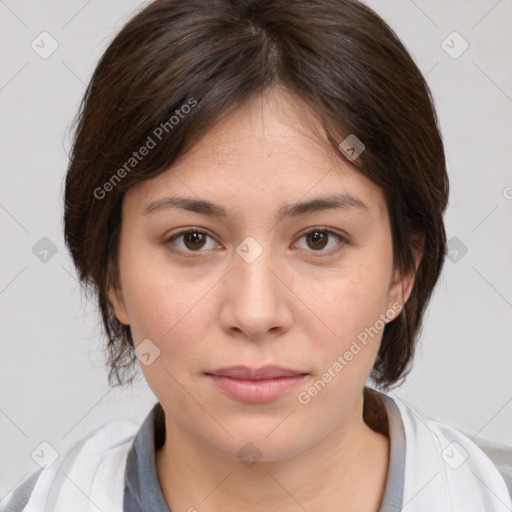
[{"xmin": 207, "ymin": 365, "xmax": 307, "ymax": 380}]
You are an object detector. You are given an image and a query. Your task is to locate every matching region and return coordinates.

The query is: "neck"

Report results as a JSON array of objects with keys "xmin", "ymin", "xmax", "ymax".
[{"xmin": 155, "ymin": 390, "xmax": 390, "ymax": 512}]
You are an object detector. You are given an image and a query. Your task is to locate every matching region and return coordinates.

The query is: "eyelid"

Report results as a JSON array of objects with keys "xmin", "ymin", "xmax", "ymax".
[{"xmin": 295, "ymin": 225, "xmax": 347, "ymax": 241}]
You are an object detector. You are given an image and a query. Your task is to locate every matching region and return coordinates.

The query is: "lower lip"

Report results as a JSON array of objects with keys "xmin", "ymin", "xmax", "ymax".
[{"xmin": 207, "ymin": 374, "xmax": 307, "ymax": 403}]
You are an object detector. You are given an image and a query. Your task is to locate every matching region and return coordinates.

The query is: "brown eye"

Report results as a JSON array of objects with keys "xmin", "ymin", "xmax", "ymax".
[
  {"xmin": 165, "ymin": 228, "xmax": 219, "ymax": 255},
  {"xmin": 182, "ymin": 231, "xmax": 207, "ymax": 250},
  {"xmin": 295, "ymin": 228, "xmax": 345, "ymax": 254},
  {"xmin": 306, "ymin": 230, "xmax": 329, "ymax": 250}
]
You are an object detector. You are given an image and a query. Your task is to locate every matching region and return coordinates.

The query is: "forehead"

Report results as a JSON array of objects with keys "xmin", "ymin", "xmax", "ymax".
[{"xmin": 123, "ymin": 89, "xmax": 388, "ymax": 221}]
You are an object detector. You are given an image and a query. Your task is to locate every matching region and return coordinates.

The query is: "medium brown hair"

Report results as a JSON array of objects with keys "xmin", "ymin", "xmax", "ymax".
[{"xmin": 63, "ymin": 0, "xmax": 449, "ymax": 389}]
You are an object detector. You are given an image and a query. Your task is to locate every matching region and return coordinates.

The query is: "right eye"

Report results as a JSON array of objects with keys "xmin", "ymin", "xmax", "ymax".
[{"xmin": 163, "ymin": 228, "xmax": 223, "ymax": 256}]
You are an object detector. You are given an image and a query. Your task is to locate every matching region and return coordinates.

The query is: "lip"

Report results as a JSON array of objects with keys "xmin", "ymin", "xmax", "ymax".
[
  {"xmin": 206, "ymin": 365, "xmax": 308, "ymax": 403},
  {"xmin": 208, "ymin": 365, "xmax": 305, "ymax": 380}
]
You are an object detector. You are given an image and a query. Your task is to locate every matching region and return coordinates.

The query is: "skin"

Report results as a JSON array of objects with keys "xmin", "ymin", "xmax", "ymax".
[{"xmin": 108, "ymin": 87, "xmax": 419, "ymax": 512}]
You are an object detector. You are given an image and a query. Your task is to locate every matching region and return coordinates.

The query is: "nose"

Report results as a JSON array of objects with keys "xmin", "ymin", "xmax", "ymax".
[{"xmin": 219, "ymin": 238, "xmax": 294, "ymax": 341}]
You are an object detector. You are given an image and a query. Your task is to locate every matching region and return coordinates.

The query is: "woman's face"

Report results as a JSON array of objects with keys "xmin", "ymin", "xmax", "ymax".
[{"xmin": 108, "ymin": 89, "xmax": 412, "ymax": 461}]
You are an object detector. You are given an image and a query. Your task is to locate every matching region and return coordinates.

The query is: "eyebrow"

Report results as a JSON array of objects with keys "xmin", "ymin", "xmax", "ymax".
[{"xmin": 143, "ymin": 193, "xmax": 370, "ymax": 220}]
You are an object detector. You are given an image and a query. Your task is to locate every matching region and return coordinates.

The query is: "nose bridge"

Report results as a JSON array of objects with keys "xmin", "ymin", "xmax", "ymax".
[
  {"xmin": 235, "ymin": 234, "xmax": 279, "ymax": 302},
  {"xmin": 225, "ymin": 234, "xmax": 291, "ymax": 338}
]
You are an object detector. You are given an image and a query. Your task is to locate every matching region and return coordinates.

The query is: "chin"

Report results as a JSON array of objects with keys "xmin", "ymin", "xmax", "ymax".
[{"xmin": 201, "ymin": 418, "xmax": 318, "ymax": 464}]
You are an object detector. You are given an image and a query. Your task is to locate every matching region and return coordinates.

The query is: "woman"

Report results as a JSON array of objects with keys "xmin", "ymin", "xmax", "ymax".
[{"xmin": 3, "ymin": 0, "xmax": 511, "ymax": 511}]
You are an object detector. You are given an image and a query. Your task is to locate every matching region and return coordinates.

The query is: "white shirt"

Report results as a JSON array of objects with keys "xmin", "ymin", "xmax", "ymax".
[{"xmin": 2, "ymin": 391, "xmax": 511, "ymax": 512}]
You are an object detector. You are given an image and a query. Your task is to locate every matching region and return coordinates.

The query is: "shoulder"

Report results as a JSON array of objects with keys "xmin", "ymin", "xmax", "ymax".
[
  {"xmin": 0, "ymin": 469, "xmax": 43, "ymax": 512},
  {"xmin": 0, "ymin": 418, "xmax": 140, "ymax": 512},
  {"xmin": 471, "ymin": 436, "xmax": 512, "ymax": 498},
  {"xmin": 380, "ymin": 392, "xmax": 512, "ymax": 511}
]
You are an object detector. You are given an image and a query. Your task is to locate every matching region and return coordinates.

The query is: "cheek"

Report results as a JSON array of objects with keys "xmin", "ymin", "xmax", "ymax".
[
  {"xmin": 122, "ymin": 267, "xmax": 218, "ymax": 405},
  {"xmin": 120, "ymin": 257, "xmax": 219, "ymax": 361},
  {"xmin": 298, "ymin": 255, "xmax": 393, "ymax": 403},
  {"xmin": 311, "ymin": 257, "xmax": 392, "ymax": 342},
  {"xmin": 293, "ymin": 269, "xmax": 390, "ymax": 415}
]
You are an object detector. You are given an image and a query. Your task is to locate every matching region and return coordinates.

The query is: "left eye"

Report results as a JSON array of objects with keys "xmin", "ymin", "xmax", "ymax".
[
  {"xmin": 164, "ymin": 228, "xmax": 345, "ymax": 255},
  {"xmin": 294, "ymin": 228, "xmax": 345, "ymax": 253}
]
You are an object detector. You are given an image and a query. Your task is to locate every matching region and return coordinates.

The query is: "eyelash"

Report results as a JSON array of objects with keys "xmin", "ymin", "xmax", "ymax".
[{"xmin": 163, "ymin": 227, "xmax": 347, "ymax": 258}]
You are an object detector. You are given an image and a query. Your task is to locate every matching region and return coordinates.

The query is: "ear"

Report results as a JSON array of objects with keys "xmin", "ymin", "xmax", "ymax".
[
  {"xmin": 106, "ymin": 281, "xmax": 130, "ymax": 325},
  {"xmin": 386, "ymin": 238, "xmax": 423, "ymax": 314}
]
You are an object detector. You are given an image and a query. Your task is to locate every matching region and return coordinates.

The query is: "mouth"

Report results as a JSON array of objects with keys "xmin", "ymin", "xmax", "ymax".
[{"xmin": 205, "ymin": 365, "xmax": 309, "ymax": 403}]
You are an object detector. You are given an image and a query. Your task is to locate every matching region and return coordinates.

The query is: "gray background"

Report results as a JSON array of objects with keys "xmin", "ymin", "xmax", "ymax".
[{"xmin": 1, "ymin": 0, "xmax": 511, "ymax": 499}]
